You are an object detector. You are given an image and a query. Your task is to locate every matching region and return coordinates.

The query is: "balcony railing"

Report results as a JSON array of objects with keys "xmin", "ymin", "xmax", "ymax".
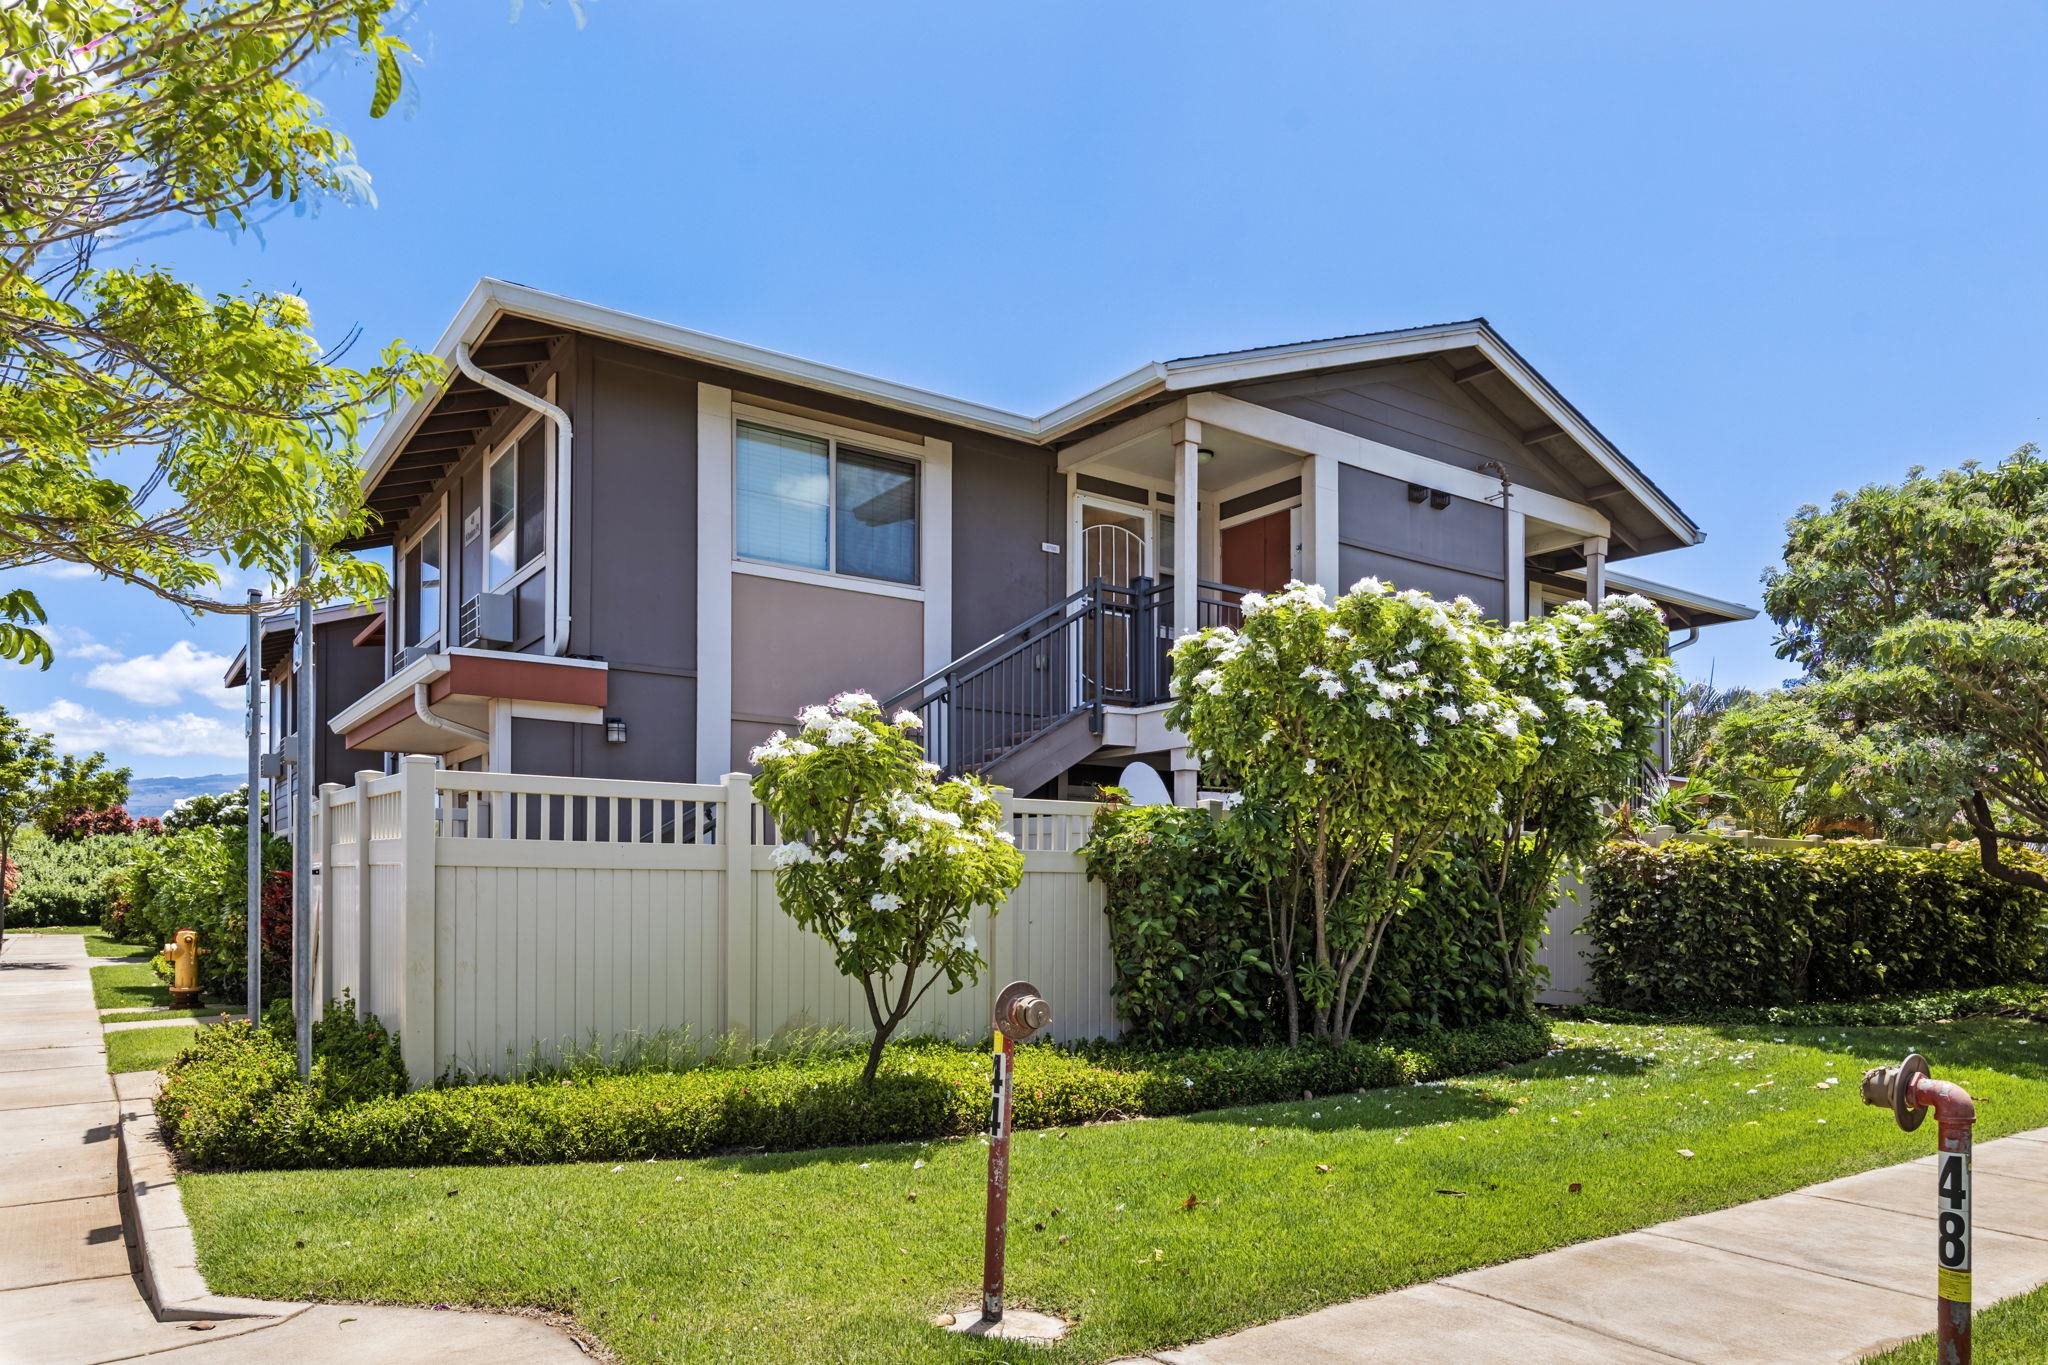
[{"xmin": 883, "ymin": 577, "xmax": 1249, "ymax": 777}]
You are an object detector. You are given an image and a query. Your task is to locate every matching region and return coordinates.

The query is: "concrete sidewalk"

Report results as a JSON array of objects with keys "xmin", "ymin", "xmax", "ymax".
[
  {"xmin": 0, "ymin": 932, "xmax": 586, "ymax": 1364},
  {"xmin": 1132, "ymin": 1128, "xmax": 2048, "ymax": 1364}
]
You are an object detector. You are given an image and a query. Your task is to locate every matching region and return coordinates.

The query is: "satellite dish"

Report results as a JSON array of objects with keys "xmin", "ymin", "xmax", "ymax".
[{"xmin": 1117, "ymin": 762, "xmax": 1172, "ymax": 806}]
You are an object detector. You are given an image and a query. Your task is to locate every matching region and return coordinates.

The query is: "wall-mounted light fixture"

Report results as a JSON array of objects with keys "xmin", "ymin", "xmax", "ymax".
[
  {"xmin": 1197, "ymin": 447, "xmax": 1216, "ymax": 465},
  {"xmin": 605, "ymin": 717, "xmax": 628, "ymax": 745}
]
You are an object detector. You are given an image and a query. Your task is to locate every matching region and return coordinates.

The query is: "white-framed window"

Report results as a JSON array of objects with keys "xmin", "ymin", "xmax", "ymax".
[
  {"xmin": 486, "ymin": 421, "xmax": 549, "ymax": 591},
  {"xmin": 735, "ymin": 418, "xmax": 920, "ymax": 586},
  {"xmin": 399, "ymin": 507, "xmax": 446, "ymax": 650}
]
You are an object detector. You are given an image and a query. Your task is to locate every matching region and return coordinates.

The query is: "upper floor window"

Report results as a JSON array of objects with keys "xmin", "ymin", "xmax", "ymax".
[
  {"xmin": 487, "ymin": 425, "xmax": 548, "ymax": 589},
  {"xmin": 400, "ymin": 512, "xmax": 445, "ymax": 649},
  {"xmin": 736, "ymin": 420, "xmax": 918, "ymax": 585}
]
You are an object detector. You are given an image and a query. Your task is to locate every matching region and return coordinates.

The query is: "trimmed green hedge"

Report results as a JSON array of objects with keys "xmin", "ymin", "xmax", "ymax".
[
  {"xmin": 1085, "ymin": 803, "xmax": 1537, "ymax": 1046},
  {"xmin": 1563, "ymin": 982, "xmax": 2048, "ymax": 1029},
  {"xmin": 156, "ymin": 1014, "xmax": 1552, "ymax": 1171},
  {"xmin": 5, "ymin": 831, "xmax": 144, "ymax": 926},
  {"xmin": 1584, "ymin": 840, "xmax": 2048, "ymax": 1012}
]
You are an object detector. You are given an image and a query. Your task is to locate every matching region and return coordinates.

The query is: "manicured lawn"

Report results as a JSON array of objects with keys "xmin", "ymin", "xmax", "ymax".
[
  {"xmin": 182, "ymin": 1018, "xmax": 2048, "ymax": 1364},
  {"xmin": 107, "ymin": 1024, "xmax": 208, "ymax": 1075},
  {"xmin": 102, "ymin": 1005, "xmax": 216, "ymax": 1022},
  {"xmin": 15, "ymin": 924, "xmax": 155, "ymax": 958},
  {"xmin": 1867, "ymin": 1279, "xmax": 2048, "ymax": 1362},
  {"xmin": 90, "ymin": 960, "xmax": 174, "ymax": 1010}
]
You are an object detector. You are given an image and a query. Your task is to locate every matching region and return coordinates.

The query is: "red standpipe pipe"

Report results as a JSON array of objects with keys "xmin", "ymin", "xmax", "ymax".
[
  {"xmin": 1910, "ymin": 1073, "xmax": 1976, "ymax": 1365},
  {"xmin": 1865, "ymin": 1054, "xmax": 1976, "ymax": 1365},
  {"xmin": 981, "ymin": 1028, "xmax": 1015, "ymax": 1323}
]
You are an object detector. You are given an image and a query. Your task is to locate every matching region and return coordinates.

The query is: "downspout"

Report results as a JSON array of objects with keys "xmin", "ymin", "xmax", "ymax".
[
  {"xmin": 453, "ymin": 343, "xmax": 574, "ymax": 656},
  {"xmin": 414, "ymin": 682, "xmax": 489, "ymax": 748}
]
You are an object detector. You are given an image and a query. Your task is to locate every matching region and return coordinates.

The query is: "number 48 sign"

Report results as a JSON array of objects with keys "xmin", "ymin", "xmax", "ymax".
[{"xmin": 1938, "ymin": 1150, "xmax": 1971, "ymax": 1304}]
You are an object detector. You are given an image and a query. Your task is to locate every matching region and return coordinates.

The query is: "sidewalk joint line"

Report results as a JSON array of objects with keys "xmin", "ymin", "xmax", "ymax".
[{"xmin": 1438, "ymin": 1282, "xmax": 1703, "ymax": 1363}]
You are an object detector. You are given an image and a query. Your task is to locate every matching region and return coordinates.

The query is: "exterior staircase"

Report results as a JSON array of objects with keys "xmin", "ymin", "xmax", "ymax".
[{"xmin": 883, "ymin": 577, "xmax": 1245, "ymax": 793}]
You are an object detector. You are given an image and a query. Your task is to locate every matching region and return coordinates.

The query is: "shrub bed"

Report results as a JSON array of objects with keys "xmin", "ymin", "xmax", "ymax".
[
  {"xmin": 1585, "ymin": 840, "xmax": 2048, "ymax": 1012},
  {"xmin": 1562, "ymin": 981, "xmax": 2048, "ymax": 1029},
  {"xmin": 1086, "ymin": 802, "xmax": 1538, "ymax": 1046},
  {"xmin": 5, "ymin": 830, "xmax": 145, "ymax": 926},
  {"xmin": 157, "ymin": 1013, "xmax": 1552, "ymax": 1171}
]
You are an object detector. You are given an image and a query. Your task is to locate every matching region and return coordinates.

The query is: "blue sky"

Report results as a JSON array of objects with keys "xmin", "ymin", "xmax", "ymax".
[{"xmin": 6, "ymin": 1, "xmax": 2046, "ymax": 776}]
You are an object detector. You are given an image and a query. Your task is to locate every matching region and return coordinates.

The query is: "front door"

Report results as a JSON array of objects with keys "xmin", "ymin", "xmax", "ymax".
[{"xmin": 1221, "ymin": 506, "xmax": 1296, "ymax": 593}]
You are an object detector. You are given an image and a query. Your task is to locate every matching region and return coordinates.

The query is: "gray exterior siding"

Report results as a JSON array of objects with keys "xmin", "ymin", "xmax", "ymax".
[
  {"xmin": 1226, "ymin": 360, "xmax": 1573, "ymax": 500},
  {"xmin": 380, "ymin": 328, "xmax": 1067, "ymax": 785},
  {"xmin": 1337, "ymin": 466, "xmax": 1506, "ymax": 619}
]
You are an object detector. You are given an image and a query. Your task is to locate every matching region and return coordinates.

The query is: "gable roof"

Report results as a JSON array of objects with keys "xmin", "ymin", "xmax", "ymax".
[
  {"xmin": 222, "ymin": 600, "xmax": 384, "ymax": 689},
  {"xmin": 355, "ymin": 279, "xmax": 1700, "ymax": 551}
]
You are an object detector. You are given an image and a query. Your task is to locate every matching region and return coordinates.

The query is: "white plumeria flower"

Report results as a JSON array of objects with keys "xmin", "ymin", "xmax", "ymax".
[
  {"xmin": 1365, "ymin": 700, "xmax": 1392, "ymax": 720},
  {"xmin": 771, "ymin": 840, "xmax": 817, "ymax": 868},
  {"xmin": 1413, "ymin": 726, "xmax": 1431, "ymax": 747},
  {"xmin": 892, "ymin": 709, "xmax": 923, "ymax": 729},
  {"xmin": 1433, "ymin": 703, "xmax": 1460, "ymax": 723},
  {"xmin": 835, "ymin": 925, "xmax": 857, "ymax": 944},
  {"xmin": 879, "ymin": 838, "xmax": 915, "ymax": 868},
  {"xmin": 1318, "ymin": 677, "xmax": 1345, "ymax": 700},
  {"xmin": 870, "ymin": 892, "xmax": 903, "ymax": 912},
  {"xmin": 1303, "ymin": 758, "xmax": 1318, "ymax": 775}
]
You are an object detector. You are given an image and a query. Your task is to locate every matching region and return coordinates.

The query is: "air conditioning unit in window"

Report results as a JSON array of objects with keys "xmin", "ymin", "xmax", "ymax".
[{"xmin": 458, "ymin": 591, "xmax": 516, "ymax": 648}]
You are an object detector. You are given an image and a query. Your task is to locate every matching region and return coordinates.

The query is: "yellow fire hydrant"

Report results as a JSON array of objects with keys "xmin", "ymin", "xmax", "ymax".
[{"xmin": 161, "ymin": 928, "xmax": 203, "ymax": 1007}]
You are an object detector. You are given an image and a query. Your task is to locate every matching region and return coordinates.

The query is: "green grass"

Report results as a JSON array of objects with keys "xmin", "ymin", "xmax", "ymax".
[
  {"xmin": 107, "ymin": 1024, "xmax": 207, "ymax": 1075},
  {"xmin": 89, "ymin": 959, "xmax": 182, "ymax": 1010},
  {"xmin": 14, "ymin": 924, "xmax": 155, "ymax": 958},
  {"xmin": 1865, "ymin": 1279, "xmax": 2048, "ymax": 1361},
  {"xmin": 182, "ymin": 1017, "xmax": 2048, "ymax": 1364},
  {"xmin": 102, "ymin": 1005, "xmax": 215, "ymax": 1022}
]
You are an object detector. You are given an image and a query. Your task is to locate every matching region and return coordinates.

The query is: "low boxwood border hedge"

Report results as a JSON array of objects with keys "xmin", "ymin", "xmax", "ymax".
[
  {"xmin": 156, "ymin": 1014, "xmax": 1552, "ymax": 1171},
  {"xmin": 1556, "ymin": 982, "xmax": 2048, "ymax": 1030}
]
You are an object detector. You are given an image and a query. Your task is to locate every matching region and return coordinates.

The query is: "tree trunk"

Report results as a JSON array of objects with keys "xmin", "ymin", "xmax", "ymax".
[
  {"xmin": 861, "ymin": 1028, "xmax": 889, "ymax": 1086},
  {"xmin": 1969, "ymin": 792, "xmax": 2048, "ymax": 894}
]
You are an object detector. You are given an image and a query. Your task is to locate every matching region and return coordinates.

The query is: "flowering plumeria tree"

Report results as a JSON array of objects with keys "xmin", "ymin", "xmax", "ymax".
[
  {"xmin": 751, "ymin": 693, "xmax": 1024, "ymax": 1084},
  {"xmin": 1168, "ymin": 580, "xmax": 1529, "ymax": 1044},
  {"xmin": 1480, "ymin": 597, "xmax": 1676, "ymax": 1002}
]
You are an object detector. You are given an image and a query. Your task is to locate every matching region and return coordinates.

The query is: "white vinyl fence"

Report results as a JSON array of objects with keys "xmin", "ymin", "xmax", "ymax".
[{"xmin": 311, "ymin": 755, "xmax": 1114, "ymax": 1082}]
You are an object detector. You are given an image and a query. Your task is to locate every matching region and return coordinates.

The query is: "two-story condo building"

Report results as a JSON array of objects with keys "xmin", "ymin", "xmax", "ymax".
[{"xmin": 237, "ymin": 280, "xmax": 1753, "ymax": 804}]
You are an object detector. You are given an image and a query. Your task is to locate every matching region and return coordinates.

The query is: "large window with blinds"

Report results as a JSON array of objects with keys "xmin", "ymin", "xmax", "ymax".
[{"xmin": 735, "ymin": 420, "xmax": 919, "ymax": 585}]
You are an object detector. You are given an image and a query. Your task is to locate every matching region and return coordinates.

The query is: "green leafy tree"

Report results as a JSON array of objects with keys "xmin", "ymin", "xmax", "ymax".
[
  {"xmin": 0, "ymin": 1, "xmax": 439, "ymax": 667},
  {"xmin": 1763, "ymin": 448, "xmax": 2048, "ymax": 888},
  {"xmin": 0, "ymin": 705, "xmax": 123, "ymax": 943},
  {"xmin": 1669, "ymin": 680, "xmax": 1755, "ymax": 777},
  {"xmin": 1690, "ymin": 686, "xmax": 1967, "ymax": 841},
  {"xmin": 32, "ymin": 752, "xmax": 131, "ymax": 838},
  {"xmin": 162, "ymin": 785, "xmax": 257, "ymax": 832},
  {"xmin": 750, "ymin": 693, "xmax": 1025, "ymax": 1085},
  {"xmin": 1168, "ymin": 580, "xmax": 1524, "ymax": 1045},
  {"xmin": 1476, "ymin": 596, "xmax": 1675, "ymax": 1005}
]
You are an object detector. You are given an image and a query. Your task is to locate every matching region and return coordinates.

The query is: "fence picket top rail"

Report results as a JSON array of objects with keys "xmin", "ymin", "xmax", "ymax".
[{"xmin": 431, "ymin": 770, "xmax": 729, "ymax": 803}]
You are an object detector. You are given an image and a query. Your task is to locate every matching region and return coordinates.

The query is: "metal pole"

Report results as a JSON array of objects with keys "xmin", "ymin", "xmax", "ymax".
[
  {"xmin": 244, "ymin": 590, "xmax": 262, "ymax": 1023},
  {"xmin": 1862, "ymin": 1053, "xmax": 1975, "ymax": 1364},
  {"xmin": 979, "ymin": 983, "xmax": 1051, "ymax": 1327},
  {"xmin": 291, "ymin": 537, "xmax": 315, "ymax": 1080},
  {"xmin": 981, "ymin": 1027, "xmax": 1015, "ymax": 1323}
]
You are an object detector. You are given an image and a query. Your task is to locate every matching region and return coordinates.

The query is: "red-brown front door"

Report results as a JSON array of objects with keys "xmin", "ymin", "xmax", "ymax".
[{"xmin": 1221, "ymin": 508, "xmax": 1294, "ymax": 592}]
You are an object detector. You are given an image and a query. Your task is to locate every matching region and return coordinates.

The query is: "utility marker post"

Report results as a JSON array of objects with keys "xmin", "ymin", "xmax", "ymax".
[
  {"xmin": 1863, "ymin": 1052, "xmax": 1977, "ymax": 1363},
  {"xmin": 244, "ymin": 590, "xmax": 263, "ymax": 1023},
  {"xmin": 291, "ymin": 537, "xmax": 315, "ymax": 1080}
]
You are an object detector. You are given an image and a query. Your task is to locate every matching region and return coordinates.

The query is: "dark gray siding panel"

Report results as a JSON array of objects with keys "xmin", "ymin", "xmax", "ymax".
[
  {"xmin": 509, "ymin": 717, "xmax": 577, "ymax": 777},
  {"xmin": 508, "ymin": 671, "xmax": 696, "ymax": 783},
  {"xmin": 1230, "ymin": 360, "xmax": 1573, "ymax": 499},
  {"xmin": 571, "ymin": 345, "xmax": 698, "ymax": 674},
  {"xmin": 312, "ymin": 618, "xmax": 388, "ymax": 788},
  {"xmin": 951, "ymin": 438, "xmax": 1062, "ymax": 649},
  {"xmin": 1337, "ymin": 466, "xmax": 1506, "ymax": 619}
]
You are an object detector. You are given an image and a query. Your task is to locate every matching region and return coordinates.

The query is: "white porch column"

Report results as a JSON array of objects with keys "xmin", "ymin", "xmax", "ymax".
[
  {"xmin": 696, "ymin": 384, "xmax": 734, "ymax": 781},
  {"xmin": 1582, "ymin": 535, "xmax": 1609, "ymax": 605},
  {"xmin": 1172, "ymin": 418, "xmax": 1201, "ymax": 640},
  {"xmin": 1504, "ymin": 509, "xmax": 1527, "ymax": 622},
  {"xmin": 1170, "ymin": 419, "xmax": 1203, "ymax": 808},
  {"xmin": 1299, "ymin": 452, "xmax": 1341, "ymax": 593}
]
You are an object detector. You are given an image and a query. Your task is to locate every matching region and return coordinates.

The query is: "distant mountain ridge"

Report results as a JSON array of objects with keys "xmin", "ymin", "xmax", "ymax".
[{"xmin": 126, "ymin": 773, "xmax": 242, "ymax": 819}]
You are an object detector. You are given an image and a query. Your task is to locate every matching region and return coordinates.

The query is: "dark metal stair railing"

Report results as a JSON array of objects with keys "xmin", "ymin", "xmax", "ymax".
[{"xmin": 882, "ymin": 578, "xmax": 1254, "ymax": 779}]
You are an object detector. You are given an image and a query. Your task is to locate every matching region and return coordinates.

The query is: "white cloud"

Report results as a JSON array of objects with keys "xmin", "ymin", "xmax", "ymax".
[
  {"xmin": 19, "ymin": 699, "xmax": 245, "ymax": 761},
  {"xmin": 29, "ymin": 624, "xmax": 119, "ymax": 662},
  {"xmin": 25, "ymin": 561, "xmax": 98, "ymax": 581},
  {"xmin": 83, "ymin": 640, "xmax": 240, "ymax": 709}
]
